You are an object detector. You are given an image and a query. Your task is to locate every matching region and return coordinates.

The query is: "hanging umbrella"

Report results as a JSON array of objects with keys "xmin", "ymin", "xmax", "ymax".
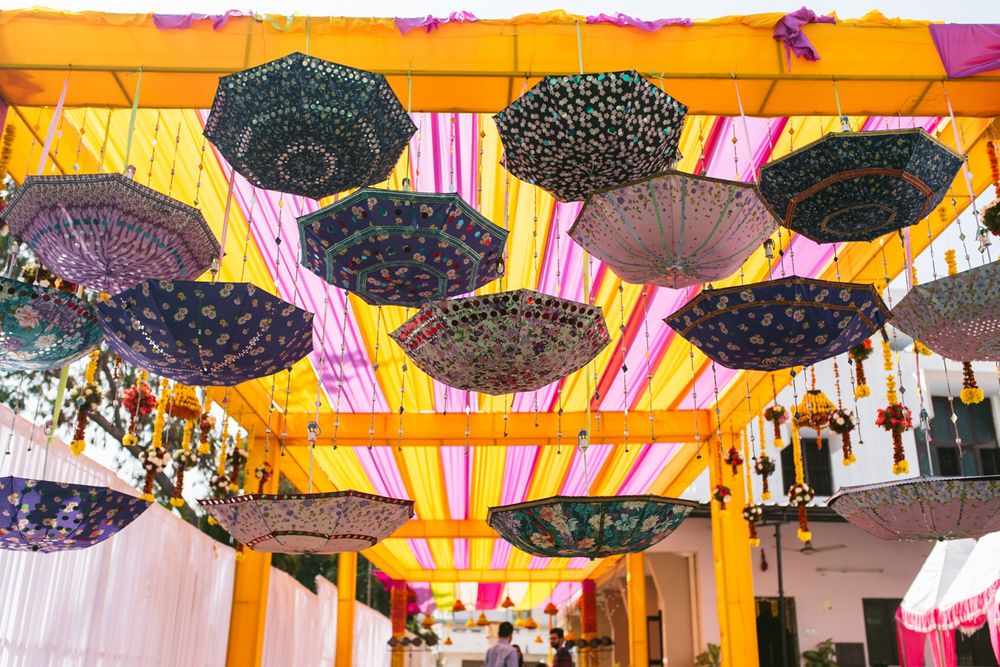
[
  {"xmin": 3, "ymin": 173, "xmax": 219, "ymax": 295},
  {"xmin": 199, "ymin": 490, "xmax": 414, "ymax": 554},
  {"xmin": 891, "ymin": 262, "xmax": 1000, "ymax": 362},
  {"xmin": 665, "ymin": 277, "xmax": 891, "ymax": 371},
  {"xmin": 487, "ymin": 495, "xmax": 696, "ymax": 559},
  {"xmin": 758, "ymin": 129, "xmax": 963, "ymax": 243},
  {"xmin": 204, "ymin": 53, "xmax": 416, "ymax": 199},
  {"xmin": 297, "ymin": 188, "xmax": 508, "ymax": 307},
  {"xmin": 0, "ymin": 278, "xmax": 101, "ymax": 371},
  {"xmin": 95, "ymin": 280, "xmax": 313, "ymax": 386},
  {"xmin": 828, "ymin": 475, "xmax": 1000, "ymax": 541},
  {"xmin": 390, "ymin": 289, "xmax": 610, "ymax": 395},
  {"xmin": 0, "ymin": 477, "xmax": 150, "ymax": 552},
  {"xmin": 494, "ymin": 70, "xmax": 687, "ymax": 202},
  {"xmin": 569, "ymin": 171, "xmax": 778, "ymax": 288}
]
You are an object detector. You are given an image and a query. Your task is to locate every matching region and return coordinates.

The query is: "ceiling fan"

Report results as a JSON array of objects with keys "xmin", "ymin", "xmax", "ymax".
[{"xmin": 785, "ymin": 540, "xmax": 847, "ymax": 556}]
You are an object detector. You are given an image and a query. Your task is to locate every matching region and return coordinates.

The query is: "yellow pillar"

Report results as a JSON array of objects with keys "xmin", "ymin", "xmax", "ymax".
[
  {"xmin": 389, "ymin": 585, "xmax": 407, "ymax": 667},
  {"xmin": 708, "ymin": 433, "xmax": 759, "ymax": 667},
  {"xmin": 225, "ymin": 438, "xmax": 280, "ymax": 667},
  {"xmin": 626, "ymin": 551, "xmax": 649, "ymax": 667},
  {"xmin": 336, "ymin": 551, "xmax": 358, "ymax": 665}
]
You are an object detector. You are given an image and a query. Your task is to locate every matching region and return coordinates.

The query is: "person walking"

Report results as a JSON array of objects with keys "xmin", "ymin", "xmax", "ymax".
[
  {"xmin": 549, "ymin": 628, "xmax": 574, "ymax": 667},
  {"xmin": 485, "ymin": 621, "xmax": 520, "ymax": 667}
]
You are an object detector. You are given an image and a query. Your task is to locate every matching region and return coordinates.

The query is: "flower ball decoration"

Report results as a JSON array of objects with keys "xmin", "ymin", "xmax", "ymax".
[
  {"xmin": 138, "ymin": 445, "xmax": 170, "ymax": 502},
  {"xmin": 788, "ymin": 482, "xmax": 816, "ymax": 542},
  {"xmin": 763, "ymin": 405, "xmax": 788, "ymax": 448},
  {"xmin": 743, "ymin": 503, "xmax": 764, "ymax": 547},
  {"xmin": 121, "ymin": 372, "xmax": 156, "ymax": 446},
  {"xmin": 848, "ymin": 340, "xmax": 874, "ymax": 398},
  {"xmin": 713, "ymin": 484, "xmax": 732, "ymax": 512},
  {"xmin": 754, "ymin": 454, "xmax": 776, "ymax": 500},
  {"xmin": 876, "ymin": 404, "xmax": 913, "ymax": 475},
  {"xmin": 828, "ymin": 408, "xmax": 858, "ymax": 465}
]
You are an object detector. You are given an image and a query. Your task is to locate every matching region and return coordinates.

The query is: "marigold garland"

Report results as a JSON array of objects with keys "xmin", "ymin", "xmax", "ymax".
[
  {"xmin": 170, "ymin": 446, "xmax": 197, "ymax": 508},
  {"xmin": 229, "ymin": 439, "xmax": 248, "ymax": 493},
  {"xmin": 743, "ymin": 503, "xmax": 764, "ymax": 547},
  {"xmin": 961, "ymin": 361, "xmax": 985, "ymax": 405},
  {"xmin": 198, "ymin": 412, "xmax": 216, "ymax": 455},
  {"xmin": 69, "ymin": 350, "xmax": 103, "ymax": 456},
  {"xmin": 789, "ymin": 417, "xmax": 813, "ymax": 542},
  {"xmin": 876, "ymin": 340, "xmax": 911, "ymax": 475},
  {"xmin": 848, "ymin": 340, "xmax": 873, "ymax": 398},
  {"xmin": 166, "ymin": 383, "xmax": 201, "ymax": 421},
  {"xmin": 830, "ymin": 359, "xmax": 857, "ymax": 465},
  {"xmin": 122, "ymin": 371, "xmax": 155, "ymax": 446}
]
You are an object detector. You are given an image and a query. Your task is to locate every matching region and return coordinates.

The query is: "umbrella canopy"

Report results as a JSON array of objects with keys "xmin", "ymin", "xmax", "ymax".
[
  {"xmin": 758, "ymin": 129, "xmax": 963, "ymax": 243},
  {"xmin": 665, "ymin": 276, "xmax": 891, "ymax": 371},
  {"xmin": 3, "ymin": 173, "xmax": 219, "ymax": 295},
  {"xmin": 199, "ymin": 490, "xmax": 414, "ymax": 555},
  {"xmin": 570, "ymin": 171, "xmax": 778, "ymax": 289},
  {"xmin": 297, "ymin": 188, "xmax": 508, "ymax": 307},
  {"xmin": 828, "ymin": 475, "xmax": 1000, "ymax": 541},
  {"xmin": 0, "ymin": 477, "xmax": 150, "ymax": 552},
  {"xmin": 487, "ymin": 495, "xmax": 696, "ymax": 559},
  {"xmin": 96, "ymin": 280, "xmax": 313, "ymax": 386},
  {"xmin": 0, "ymin": 278, "xmax": 101, "ymax": 371},
  {"xmin": 937, "ymin": 532, "xmax": 1000, "ymax": 631},
  {"xmin": 390, "ymin": 289, "xmax": 610, "ymax": 395},
  {"xmin": 204, "ymin": 53, "xmax": 417, "ymax": 199},
  {"xmin": 891, "ymin": 262, "xmax": 1000, "ymax": 362},
  {"xmin": 494, "ymin": 70, "xmax": 687, "ymax": 202}
]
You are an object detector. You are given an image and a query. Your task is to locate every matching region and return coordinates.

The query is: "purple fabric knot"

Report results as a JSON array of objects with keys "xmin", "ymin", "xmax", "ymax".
[
  {"xmin": 773, "ymin": 6, "xmax": 836, "ymax": 67},
  {"xmin": 394, "ymin": 11, "xmax": 477, "ymax": 35},
  {"xmin": 930, "ymin": 24, "xmax": 1000, "ymax": 78}
]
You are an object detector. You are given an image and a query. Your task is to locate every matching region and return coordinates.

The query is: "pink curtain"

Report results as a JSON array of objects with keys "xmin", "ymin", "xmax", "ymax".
[
  {"xmin": 989, "ymin": 602, "xmax": 1000, "ymax": 664},
  {"xmin": 929, "ymin": 24, "xmax": 1000, "ymax": 78},
  {"xmin": 897, "ymin": 616, "xmax": 928, "ymax": 667}
]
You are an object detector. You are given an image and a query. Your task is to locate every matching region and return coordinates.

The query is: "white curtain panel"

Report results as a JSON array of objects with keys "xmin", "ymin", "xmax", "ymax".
[
  {"xmin": 312, "ymin": 575, "xmax": 394, "ymax": 667},
  {"xmin": 0, "ymin": 404, "xmax": 235, "ymax": 667},
  {"xmin": 262, "ymin": 568, "xmax": 323, "ymax": 667}
]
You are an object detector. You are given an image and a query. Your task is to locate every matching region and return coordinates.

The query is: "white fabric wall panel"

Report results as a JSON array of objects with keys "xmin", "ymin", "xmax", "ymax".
[{"xmin": 261, "ymin": 569, "xmax": 322, "ymax": 667}]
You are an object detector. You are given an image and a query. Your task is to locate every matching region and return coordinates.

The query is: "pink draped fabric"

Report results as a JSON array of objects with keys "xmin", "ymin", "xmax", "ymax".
[
  {"xmin": 989, "ymin": 602, "xmax": 1000, "ymax": 664},
  {"xmin": 585, "ymin": 14, "xmax": 692, "ymax": 31},
  {"xmin": 773, "ymin": 7, "xmax": 836, "ymax": 66},
  {"xmin": 476, "ymin": 583, "xmax": 503, "ymax": 610},
  {"xmin": 152, "ymin": 10, "xmax": 247, "ymax": 30},
  {"xmin": 394, "ymin": 12, "xmax": 477, "ymax": 34},
  {"xmin": 897, "ymin": 616, "xmax": 928, "ymax": 667},
  {"xmin": 930, "ymin": 25, "xmax": 1000, "ymax": 78}
]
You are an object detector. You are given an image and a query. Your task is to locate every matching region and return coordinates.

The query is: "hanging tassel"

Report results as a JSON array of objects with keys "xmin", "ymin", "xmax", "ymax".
[
  {"xmin": 828, "ymin": 409, "xmax": 857, "ymax": 466},
  {"xmin": 797, "ymin": 503, "xmax": 811, "ymax": 543},
  {"xmin": 724, "ymin": 446, "xmax": 743, "ymax": 476},
  {"xmin": 70, "ymin": 350, "xmax": 103, "ymax": 456},
  {"xmin": 961, "ymin": 361, "xmax": 984, "ymax": 405},
  {"xmin": 712, "ymin": 484, "xmax": 731, "ymax": 512},
  {"xmin": 875, "ymin": 341, "xmax": 912, "ymax": 475},
  {"xmin": 122, "ymin": 371, "xmax": 154, "ymax": 446},
  {"xmin": 763, "ymin": 405, "xmax": 787, "ymax": 449},
  {"xmin": 848, "ymin": 340, "xmax": 873, "ymax": 398},
  {"xmin": 743, "ymin": 504, "xmax": 763, "ymax": 548},
  {"xmin": 198, "ymin": 412, "xmax": 215, "ymax": 455},
  {"xmin": 755, "ymin": 454, "xmax": 775, "ymax": 500}
]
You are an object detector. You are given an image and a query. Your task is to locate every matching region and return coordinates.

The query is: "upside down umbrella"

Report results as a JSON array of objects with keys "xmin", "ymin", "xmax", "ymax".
[
  {"xmin": 199, "ymin": 490, "xmax": 414, "ymax": 554},
  {"xmin": 95, "ymin": 280, "xmax": 313, "ymax": 386},
  {"xmin": 297, "ymin": 188, "xmax": 508, "ymax": 307},
  {"xmin": 665, "ymin": 276, "xmax": 891, "ymax": 371},
  {"xmin": 758, "ymin": 129, "xmax": 963, "ymax": 243},
  {"xmin": 3, "ymin": 173, "xmax": 219, "ymax": 295},
  {"xmin": 494, "ymin": 70, "xmax": 687, "ymax": 202},
  {"xmin": 828, "ymin": 475, "xmax": 1000, "ymax": 541},
  {"xmin": 0, "ymin": 477, "xmax": 150, "ymax": 552},
  {"xmin": 570, "ymin": 171, "xmax": 778, "ymax": 288},
  {"xmin": 204, "ymin": 53, "xmax": 417, "ymax": 199},
  {"xmin": 0, "ymin": 277, "xmax": 102, "ymax": 371},
  {"xmin": 390, "ymin": 289, "xmax": 610, "ymax": 394}
]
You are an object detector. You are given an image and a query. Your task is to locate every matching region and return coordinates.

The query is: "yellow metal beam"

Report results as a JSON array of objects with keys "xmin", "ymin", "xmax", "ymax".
[
  {"xmin": 336, "ymin": 552, "xmax": 358, "ymax": 665},
  {"xmin": 400, "ymin": 568, "xmax": 589, "ymax": 583},
  {"xmin": 626, "ymin": 552, "xmax": 649, "ymax": 667},
  {"xmin": 225, "ymin": 438, "xmax": 280, "ymax": 667}
]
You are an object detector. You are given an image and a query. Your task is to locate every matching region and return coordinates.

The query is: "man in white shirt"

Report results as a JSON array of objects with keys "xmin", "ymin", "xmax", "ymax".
[{"xmin": 485, "ymin": 621, "xmax": 520, "ymax": 667}]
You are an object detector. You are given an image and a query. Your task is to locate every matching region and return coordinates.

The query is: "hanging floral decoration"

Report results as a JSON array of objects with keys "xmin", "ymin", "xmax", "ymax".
[
  {"xmin": 452, "ymin": 599, "xmax": 466, "ymax": 613},
  {"xmin": 983, "ymin": 138, "xmax": 1000, "ymax": 235},
  {"xmin": 254, "ymin": 460, "xmax": 273, "ymax": 493},
  {"xmin": 829, "ymin": 359, "xmax": 857, "ymax": 465},
  {"xmin": 166, "ymin": 383, "xmax": 202, "ymax": 421},
  {"xmin": 137, "ymin": 378, "xmax": 171, "ymax": 501},
  {"xmin": 848, "ymin": 339, "xmax": 873, "ymax": 398},
  {"xmin": 763, "ymin": 405, "xmax": 787, "ymax": 448},
  {"xmin": 724, "ymin": 446, "xmax": 744, "ymax": 476},
  {"xmin": 121, "ymin": 371, "xmax": 155, "ymax": 446},
  {"xmin": 743, "ymin": 503, "xmax": 764, "ymax": 547},
  {"xmin": 875, "ymin": 339, "xmax": 912, "ymax": 475},
  {"xmin": 170, "ymin": 447, "xmax": 197, "ymax": 508},
  {"xmin": 713, "ymin": 484, "xmax": 732, "ymax": 511},
  {"xmin": 68, "ymin": 349, "xmax": 103, "ymax": 456},
  {"xmin": 544, "ymin": 601, "xmax": 559, "ymax": 616},
  {"xmin": 788, "ymin": 482, "xmax": 815, "ymax": 542},
  {"xmin": 794, "ymin": 369, "xmax": 836, "ymax": 442},
  {"xmin": 198, "ymin": 412, "xmax": 216, "ymax": 455},
  {"xmin": 961, "ymin": 361, "xmax": 984, "ymax": 405},
  {"xmin": 228, "ymin": 438, "xmax": 248, "ymax": 493},
  {"xmin": 754, "ymin": 454, "xmax": 776, "ymax": 501}
]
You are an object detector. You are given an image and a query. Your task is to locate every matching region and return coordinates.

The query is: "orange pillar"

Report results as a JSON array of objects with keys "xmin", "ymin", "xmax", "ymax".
[
  {"xmin": 336, "ymin": 552, "xmax": 358, "ymax": 665},
  {"xmin": 580, "ymin": 579, "xmax": 597, "ymax": 667},
  {"xmin": 626, "ymin": 552, "xmax": 649, "ymax": 667},
  {"xmin": 390, "ymin": 584, "xmax": 408, "ymax": 667}
]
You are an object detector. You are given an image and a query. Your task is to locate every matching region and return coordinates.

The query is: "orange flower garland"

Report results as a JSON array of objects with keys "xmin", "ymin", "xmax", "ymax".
[
  {"xmin": 69, "ymin": 350, "xmax": 102, "ymax": 456},
  {"xmin": 984, "ymin": 138, "xmax": 1000, "ymax": 235},
  {"xmin": 875, "ymin": 340, "xmax": 911, "ymax": 475}
]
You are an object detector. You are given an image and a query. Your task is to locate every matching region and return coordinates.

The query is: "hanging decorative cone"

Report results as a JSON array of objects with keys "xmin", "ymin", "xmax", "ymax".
[
  {"xmin": 452, "ymin": 599, "xmax": 466, "ymax": 613},
  {"xmin": 534, "ymin": 635, "xmax": 543, "ymax": 644},
  {"xmin": 849, "ymin": 340, "xmax": 873, "ymax": 398},
  {"xmin": 723, "ymin": 446, "xmax": 744, "ymax": 476},
  {"xmin": 961, "ymin": 361, "xmax": 985, "ymax": 405},
  {"xmin": 444, "ymin": 637, "xmax": 453, "ymax": 646},
  {"xmin": 754, "ymin": 455, "xmax": 775, "ymax": 500},
  {"xmin": 421, "ymin": 614, "xmax": 435, "ymax": 629},
  {"xmin": 794, "ymin": 389, "xmax": 836, "ymax": 432},
  {"xmin": 743, "ymin": 504, "xmax": 763, "ymax": 548},
  {"xmin": 524, "ymin": 614, "xmax": 538, "ymax": 630},
  {"xmin": 913, "ymin": 340, "xmax": 934, "ymax": 357},
  {"xmin": 544, "ymin": 602, "xmax": 559, "ymax": 616},
  {"xmin": 465, "ymin": 617, "xmax": 476, "ymax": 627},
  {"xmin": 476, "ymin": 612, "xmax": 490, "ymax": 627},
  {"xmin": 827, "ymin": 408, "xmax": 858, "ymax": 466},
  {"xmin": 763, "ymin": 404, "xmax": 788, "ymax": 448},
  {"xmin": 166, "ymin": 383, "xmax": 201, "ymax": 421},
  {"xmin": 514, "ymin": 611, "xmax": 525, "ymax": 627},
  {"xmin": 501, "ymin": 595, "xmax": 515, "ymax": 609}
]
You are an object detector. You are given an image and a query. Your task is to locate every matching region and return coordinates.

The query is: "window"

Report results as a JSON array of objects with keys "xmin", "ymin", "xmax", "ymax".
[
  {"xmin": 915, "ymin": 397, "xmax": 999, "ymax": 477},
  {"xmin": 955, "ymin": 626, "xmax": 999, "ymax": 666},
  {"xmin": 863, "ymin": 598, "xmax": 901, "ymax": 667},
  {"xmin": 780, "ymin": 437, "xmax": 833, "ymax": 496}
]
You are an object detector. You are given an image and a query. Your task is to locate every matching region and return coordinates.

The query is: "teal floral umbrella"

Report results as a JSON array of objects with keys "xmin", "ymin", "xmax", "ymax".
[
  {"xmin": 0, "ymin": 277, "xmax": 101, "ymax": 371},
  {"xmin": 758, "ymin": 129, "xmax": 963, "ymax": 243},
  {"xmin": 487, "ymin": 495, "xmax": 696, "ymax": 559}
]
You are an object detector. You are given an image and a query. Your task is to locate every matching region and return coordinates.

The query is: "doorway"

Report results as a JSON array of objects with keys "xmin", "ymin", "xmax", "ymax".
[{"xmin": 756, "ymin": 596, "xmax": 798, "ymax": 667}]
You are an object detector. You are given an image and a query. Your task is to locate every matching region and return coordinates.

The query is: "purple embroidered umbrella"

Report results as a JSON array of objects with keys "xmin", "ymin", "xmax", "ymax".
[
  {"xmin": 0, "ymin": 477, "xmax": 150, "ymax": 552},
  {"xmin": 390, "ymin": 289, "xmax": 610, "ymax": 394},
  {"xmin": 297, "ymin": 188, "xmax": 508, "ymax": 307},
  {"xmin": 199, "ymin": 490, "xmax": 414, "ymax": 554},
  {"xmin": 3, "ymin": 173, "xmax": 219, "ymax": 295},
  {"xmin": 0, "ymin": 277, "xmax": 102, "ymax": 371},
  {"xmin": 828, "ymin": 476, "xmax": 1000, "ymax": 541},
  {"xmin": 95, "ymin": 280, "xmax": 313, "ymax": 386},
  {"xmin": 570, "ymin": 171, "xmax": 778, "ymax": 289}
]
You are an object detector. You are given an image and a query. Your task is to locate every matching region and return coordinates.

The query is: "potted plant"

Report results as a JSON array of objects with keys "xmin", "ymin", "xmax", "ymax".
[
  {"xmin": 695, "ymin": 643, "xmax": 721, "ymax": 667},
  {"xmin": 803, "ymin": 639, "xmax": 838, "ymax": 667}
]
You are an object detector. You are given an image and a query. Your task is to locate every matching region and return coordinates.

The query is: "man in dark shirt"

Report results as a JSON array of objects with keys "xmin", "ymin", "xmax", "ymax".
[{"xmin": 549, "ymin": 628, "xmax": 574, "ymax": 667}]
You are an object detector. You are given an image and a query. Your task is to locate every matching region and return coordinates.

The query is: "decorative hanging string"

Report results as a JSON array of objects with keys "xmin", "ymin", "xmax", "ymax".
[
  {"xmin": 831, "ymin": 79, "xmax": 851, "ymax": 132},
  {"xmin": 397, "ymin": 350, "xmax": 407, "ymax": 453},
  {"xmin": 71, "ymin": 107, "xmax": 88, "ymax": 173},
  {"xmin": 3, "ymin": 375, "xmax": 27, "ymax": 455},
  {"xmin": 192, "ymin": 136, "xmax": 208, "ymax": 206},
  {"xmin": 121, "ymin": 68, "xmax": 142, "ymax": 173},
  {"xmin": 368, "ymin": 306, "xmax": 384, "ymax": 451},
  {"xmin": 617, "ymin": 284, "xmax": 630, "ymax": 453},
  {"xmin": 308, "ymin": 289, "xmax": 332, "ymax": 492},
  {"xmin": 742, "ymin": 427, "xmax": 761, "ymax": 547},
  {"xmin": 96, "ymin": 108, "xmax": 112, "ymax": 172},
  {"xmin": 331, "ymin": 297, "xmax": 351, "ymax": 450},
  {"xmin": 941, "ymin": 83, "xmax": 986, "ymax": 242},
  {"xmin": 641, "ymin": 288, "xmax": 657, "ymax": 445},
  {"xmin": 464, "ymin": 394, "xmax": 471, "ymax": 456},
  {"xmin": 165, "ymin": 121, "xmax": 182, "ymax": 196},
  {"xmin": 145, "ymin": 111, "xmax": 162, "ymax": 186},
  {"xmin": 755, "ymin": 409, "xmax": 774, "ymax": 500},
  {"xmin": 689, "ymin": 343, "xmax": 701, "ymax": 459},
  {"xmin": 581, "ymin": 249, "xmax": 594, "ymax": 495},
  {"xmin": 239, "ymin": 188, "xmax": 258, "ymax": 282}
]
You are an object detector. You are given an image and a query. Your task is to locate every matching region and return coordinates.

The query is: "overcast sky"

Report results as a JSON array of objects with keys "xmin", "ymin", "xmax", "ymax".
[{"xmin": 0, "ymin": 0, "xmax": 994, "ymax": 21}]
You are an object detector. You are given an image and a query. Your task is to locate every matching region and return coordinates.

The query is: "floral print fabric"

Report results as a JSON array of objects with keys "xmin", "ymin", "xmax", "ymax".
[
  {"xmin": 96, "ymin": 280, "xmax": 313, "ymax": 386},
  {"xmin": 758, "ymin": 129, "xmax": 963, "ymax": 243},
  {"xmin": 205, "ymin": 53, "xmax": 416, "ymax": 200},
  {"xmin": 199, "ymin": 490, "xmax": 414, "ymax": 554},
  {"xmin": 892, "ymin": 262, "xmax": 1000, "ymax": 362},
  {"xmin": 390, "ymin": 289, "xmax": 610, "ymax": 395},
  {"xmin": 494, "ymin": 70, "xmax": 687, "ymax": 202},
  {"xmin": 570, "ymin": 171, "xmax": 778, "ymax": 288},
  {"xmin": 0, "ymin": 476, "xmax": 150, "ymax": 552},
  {"xmin": 665, "ymin": 277, "xmax": 891, "ymax": 371},
  {"xmin": 0, "ymin": 278, "xmax": 101, "ymax": 371},
  {"xmin": 828, "ymin": 476, "xmax": 1000, "ymax": 541},
  {"xmin": 4, "ymin": 173, "xmax": 219, "ymax": 295},
  {"xmin": 297, "ymin": 188, "xmax": 508, "ymax": 307},
  {"xmin": 487, "ymin": 495, "xmax": 696, "ymax": 558}
]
